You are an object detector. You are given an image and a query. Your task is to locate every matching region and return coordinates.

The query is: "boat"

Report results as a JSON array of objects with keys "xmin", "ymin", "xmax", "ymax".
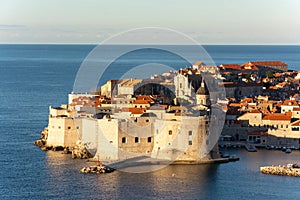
[
  {"xmin": 245, "ymin": 144, "xmax": 257, "ymax": 152},
  {"xmin": 229, "ymin": 154, "xmax": 240, "ymax": 161},
  {"xmin": 285, "ymin": 148, "xmax": 292, "ymax": 153},
  {"xmin": 221, "ymin": 153, "xmax": 229, "ymax": 158}
]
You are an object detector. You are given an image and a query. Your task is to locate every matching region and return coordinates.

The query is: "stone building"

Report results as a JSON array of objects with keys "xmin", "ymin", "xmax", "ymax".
[{"xmin": 45, "ymin": 104, "xmax": 215, "ymax": 162}]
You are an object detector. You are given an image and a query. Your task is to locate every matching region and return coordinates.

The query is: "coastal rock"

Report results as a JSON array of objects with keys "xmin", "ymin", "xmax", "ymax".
[
  {"xmin": 80, "ymin": 165, "xmax": 115, "ymax": 174},
  {"xmin": 71, "ymin": 146, "xmax": 92, "ymax": 159},
  {"xmin": 41, "ymin": 146, "xmax": 48, "ymax": 151},
  {"xmin": 34, "ymin": 139, "xmax": 45, "ymax": 147},
  {"xmin": 62, "ymin": 147, "xmax": 72, "ymax": 154},
  {"xmin": 40, "ymin": 128, "xmax": 48, "ymax": 140},
  {"xmin": 260, "ymin": 165, "xmax": 300, "ymax": 177},
  {"xmin": 52, "ymin": 146, "xmax": 64, "ymax": 151}
]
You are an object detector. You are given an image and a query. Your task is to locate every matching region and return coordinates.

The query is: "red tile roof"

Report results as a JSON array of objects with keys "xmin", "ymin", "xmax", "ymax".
[
  {"xmin": 262, "ymin": 113, "xmax": 291, "ymax": 121},
  {"xmin": 282, "ymin": 100, "xmax": 298, "ymax": 106},
  {"xmin": 121, "ymin": 107, "xmax": 146, "ymax": 114},
  {"xmin": 136, "ymin": 95, "xmax": 154, "ymax": 103},
  {"xmin": 252, "ymin": 61, "xmax": 287, "ymax": 66},
  {"xmin": 249, "ymin": 109, "xmax": 261, "ymax": 113},
  {"xmin": 133, "ymin": 100, "xmax": 150, "ymax": 104},
  {"xmin": 219, "ymin": 64, "xmax": 241, "ymax": 70},
  {"xmin": 293, "ymin": 107, "xmax": 300, "ymax": 111},
  {"xmin": 291, "ymin": 120, "xmax": 300, "ymax": 126},
  {"xmin": 193, "ymin": 61, "xmax": 205, "ymax": 66}
]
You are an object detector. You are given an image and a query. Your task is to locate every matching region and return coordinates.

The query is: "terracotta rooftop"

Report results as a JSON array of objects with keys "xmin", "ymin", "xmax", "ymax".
[
  {"xmin": 291, "ymin": 120, "xmax": 300, "ymax": 127},
  {"xmin": 121, "ymin": 107, "xmax": 146, "ymax": 115},
  {"xmin": 193, "ymin": 61, "xmax": 205, "ymax": 66},
  {"xmin": 282, "ymin": 100, "xmax": 298, "ymax": 106},
  {"xmin": 251, "ymin": 61, "xmax": 287, "ymax": 66},
  {"xmin": 136, "ymin": 95, "xmax": 154, "ymax": 103},
  {"xmin": 133, "ymin": 100, "xmax": 150, "ymax": 104},
  {"xmin": 219, "ymin": 64, "xmax": 241, "ymax": 71},
  {"xmin": 293, "ymin": 107, "xmax": 300, "ymax": 111},
  {"xmin": 249, "ymin": 109, "xmax": 261, "ymax": 113},
  {"xmin": 262, "ymin": 113, "xmax": 291, "ymax": 121}
]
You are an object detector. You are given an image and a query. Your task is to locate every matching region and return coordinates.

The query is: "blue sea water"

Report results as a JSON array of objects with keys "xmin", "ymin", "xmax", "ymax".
[{"xmin": 1, "ymin": 44, "xmax": 300, "ymax": 200}]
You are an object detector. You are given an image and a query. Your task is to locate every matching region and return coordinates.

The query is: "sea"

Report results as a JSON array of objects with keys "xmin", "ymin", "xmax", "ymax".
[{"xmin": 1, "ymin": 45, "xmax": 300, "ymax": 200}]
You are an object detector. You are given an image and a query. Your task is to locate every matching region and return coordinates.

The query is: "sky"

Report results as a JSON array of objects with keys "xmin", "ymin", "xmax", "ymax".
[{"xmin": 0, "ymin": 0, "xmax": 300, "ymax": 44}]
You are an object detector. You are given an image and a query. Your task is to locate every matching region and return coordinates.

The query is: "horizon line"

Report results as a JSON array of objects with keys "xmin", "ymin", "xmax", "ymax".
[{"xmin": 0, "ymin": 43, "xmax": 300, "ymax": 46}]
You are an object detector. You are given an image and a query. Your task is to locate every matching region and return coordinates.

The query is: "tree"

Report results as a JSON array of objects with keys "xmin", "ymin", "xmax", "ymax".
[{"xmin": 265, "ymin": 70, "xmax": 274, "ymax": 78}]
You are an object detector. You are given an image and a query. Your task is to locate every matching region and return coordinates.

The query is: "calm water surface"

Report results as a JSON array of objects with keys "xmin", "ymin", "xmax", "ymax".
[{"xmin": 1, "ymin": 45, "xmax": 300, "ymax": 199}]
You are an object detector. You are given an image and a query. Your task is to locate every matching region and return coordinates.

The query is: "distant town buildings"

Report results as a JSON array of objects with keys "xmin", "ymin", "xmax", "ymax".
[{"xmin": 41, "ymin": 59, "xmax": 300, "ymax": 163}]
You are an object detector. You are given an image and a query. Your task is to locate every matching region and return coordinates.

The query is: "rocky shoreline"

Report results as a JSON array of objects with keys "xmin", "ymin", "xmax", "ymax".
[
  {"xmin": 260, "ymin": 165, "xmax": 300, "ymax": 177},
  {"xmin": 80, "ymin": 165, "xmax": 115, "ymax": 174},
  {"xmin": 34, "ymin": 128, "xmax": 92, "ymax": 159}
]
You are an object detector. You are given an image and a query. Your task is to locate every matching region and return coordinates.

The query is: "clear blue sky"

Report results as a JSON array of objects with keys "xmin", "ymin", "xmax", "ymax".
[{"xmin": 0, "ymin": 0, "xmax": 299, "ymax": 44}]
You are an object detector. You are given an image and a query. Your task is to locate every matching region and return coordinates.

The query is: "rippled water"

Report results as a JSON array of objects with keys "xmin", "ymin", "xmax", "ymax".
[{"xmin": 1, "ymin": 45, "xmax": 300, "ymax": 199}]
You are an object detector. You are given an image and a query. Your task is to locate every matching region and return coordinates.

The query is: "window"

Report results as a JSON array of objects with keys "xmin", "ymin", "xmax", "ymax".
[
  {"xmin": 67, "ymin": 126, "xmax": 71, "ymax": 129},
  {"xmin": 122, "ymin": 137, "xmax": 127, "ymax": 143},
  {"xmin": 58, "ymin": 126, "xmax": 61, "ymax": 129},
  {"xmin": 286, "ymin": 125, "xmax": 289, "ymax": 128},
  {"xmin": 146, "ymin": 119, "xmax": 149, "ymax": 122},
  {"xmin": 169, "ymin": 130, "xmax": 172, "ymax": 135},
  {"xmin": 281, "ymin": 125, "xmax": 283, "ymax": 128},
  {"xmin": 147, "ymin": 137, "xmax": 152, "ymax": 143},
  {"xmin": 180, "ymin": 83, "xmax": 182, "ymax": 88},
  {"xmin": 135, "ymin": 137, "xmax": 139, "ymax": 143},
  {"xmin": 189, "ymin": 131, "xmax": 192, "ymax": 136},
  {"xmin": 188, "ymin": 140, "xmax": 192, "ymax": 145},
  {"xmin": 76, "ymin": 126, "xmax": 79, "ymax": 129}
]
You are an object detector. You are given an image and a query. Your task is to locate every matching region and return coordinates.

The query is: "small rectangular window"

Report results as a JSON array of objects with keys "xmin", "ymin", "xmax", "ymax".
[
  {"xmin": 169, "ymin": 130, "xmax": 172, "ymax": 135},
  {"xmin": 189, "ymin": 131, "xmax": 192, "ymax": 136},
  {"xmin": 122, "ymin": 137, "xmax": 126, "ymax": 143},
  {"xmin": 135, "ymin": 137, "xmax": 139, "ymax": 143},
  {"xmin": 147, "ymin": 137, "xmax": 152, "ymax": 143},
  {"xmin": 68, "ymin": 126, "xmax": 71, "ymax": 129},
  {"xmin": 188, "ymin": 140, "xmax": 192, "ymax": 145}
]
